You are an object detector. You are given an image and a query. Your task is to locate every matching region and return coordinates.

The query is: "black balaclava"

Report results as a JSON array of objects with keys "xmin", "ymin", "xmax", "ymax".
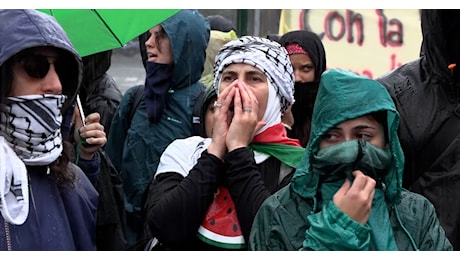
[
  {"xmin": 441, "ymin": 10, "xmax": 460, "ymax": 80},
  {"xmin": 279, "ymin": 30, "xmax": 327, "ymax": 147},
  {"xmin": 291, "ymin": 81, "xmax": 319, "ymax": 144}
]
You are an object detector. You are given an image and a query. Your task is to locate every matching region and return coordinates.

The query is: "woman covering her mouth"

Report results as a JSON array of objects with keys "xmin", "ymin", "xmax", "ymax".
[{"xmin": 143, "ymin": 36, "xmax": 305, "ymax": 250}]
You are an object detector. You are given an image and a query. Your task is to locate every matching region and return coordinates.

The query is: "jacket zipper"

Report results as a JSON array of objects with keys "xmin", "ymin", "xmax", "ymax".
[{"xmin": 3, "ymin": 219, "xmax": 12, "ymax": 250}]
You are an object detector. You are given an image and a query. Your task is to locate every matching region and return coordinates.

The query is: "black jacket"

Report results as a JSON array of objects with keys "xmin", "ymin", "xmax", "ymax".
[
  {"xmin": 144, "ymin": 145, "xmax": 293, "ymax": 250},
  {"xmin": 81, "ymin": 50, "xmax": 122, "ymax": 136},
  {"xmin": 377, "ymin": 9, "xmax": 460, "ymax": 250}
]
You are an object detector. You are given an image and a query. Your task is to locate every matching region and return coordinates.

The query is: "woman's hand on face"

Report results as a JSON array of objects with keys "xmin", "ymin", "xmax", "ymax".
[
  {"xmin": 226, "ymin": 81, "xmax": 260, "ymax": 152},
  {"xmin": 332, "ymin": 170, "xmax": 376, "ymax": 226},
  {"xmin": 74, "ymin": 112, "xmax": 106, "ymax": 160},
  {"xmin": 207, "ymin": 83, "xmax": 236, "ymax": 160}
]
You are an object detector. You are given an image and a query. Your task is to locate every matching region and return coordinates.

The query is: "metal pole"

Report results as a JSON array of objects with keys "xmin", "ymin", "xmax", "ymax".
[{"xmin": 254, "ymin": 9, "xmax": 260, "ymax": 36}]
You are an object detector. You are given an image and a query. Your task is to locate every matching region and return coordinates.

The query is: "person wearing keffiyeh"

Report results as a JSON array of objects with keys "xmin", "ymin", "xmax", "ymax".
[
  {"xmin": 0, "ymin": 9, "xmax": 98, "ymax": 250},
  {"xmin": 142, "ymin": 36, "xmax": 305, "ymax": 250}
]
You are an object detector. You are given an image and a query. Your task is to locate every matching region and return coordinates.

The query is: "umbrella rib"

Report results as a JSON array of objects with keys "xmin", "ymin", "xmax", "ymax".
[{"xmin": 92, "ymin": 9, "xmax": 124, "ymax": 47}]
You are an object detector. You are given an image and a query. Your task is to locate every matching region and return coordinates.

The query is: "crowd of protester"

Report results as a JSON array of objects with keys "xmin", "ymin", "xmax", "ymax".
[{"xmin": 0, "ymin": 8, "xmax": 457, "ymax": 251}]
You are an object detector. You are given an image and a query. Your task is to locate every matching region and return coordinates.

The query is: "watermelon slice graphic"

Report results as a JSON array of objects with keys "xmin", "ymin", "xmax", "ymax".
[{"xmin": 197, "ymin": 187, "xmax": 246, "ymax": 249}]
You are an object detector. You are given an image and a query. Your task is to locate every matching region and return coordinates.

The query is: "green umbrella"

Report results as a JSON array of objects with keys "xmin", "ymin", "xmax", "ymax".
[{"xmin": 37, "ymin": 9, "xmax": 181, "ymax": 57}]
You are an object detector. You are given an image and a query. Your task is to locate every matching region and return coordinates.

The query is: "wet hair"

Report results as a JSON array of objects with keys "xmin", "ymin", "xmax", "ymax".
[
  {"xmin": 145, "ymin": 26, "xmax": 168, "ymax": 53},
  {"xmin": 49, "ymin": 143, "xmax": 76, "ymax": 188}
]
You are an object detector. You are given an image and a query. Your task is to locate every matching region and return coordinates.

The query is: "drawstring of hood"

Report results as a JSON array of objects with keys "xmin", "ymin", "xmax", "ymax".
[{"xmin": 393, "ymin": 205, "xmax": 419, "ymax": 251}]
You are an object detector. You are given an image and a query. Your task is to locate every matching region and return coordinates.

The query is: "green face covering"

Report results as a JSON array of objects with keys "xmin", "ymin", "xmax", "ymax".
[
  {"xmin": 312, "ymin": 139, "xmax": 392, "ymax": 190},
  {"xmin": 311, "ymin": 139, "xmax": 398, "ymax": 250}
]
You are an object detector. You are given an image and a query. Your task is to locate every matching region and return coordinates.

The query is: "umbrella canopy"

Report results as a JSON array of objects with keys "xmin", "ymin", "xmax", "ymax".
[{"xmin": 38, "ymin": 9, "xmax": 181, "ymax": 57}]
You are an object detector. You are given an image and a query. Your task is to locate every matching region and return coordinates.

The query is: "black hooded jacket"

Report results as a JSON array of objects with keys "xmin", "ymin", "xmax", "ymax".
[
  {"xmin": 81, "ymin": 50, "xmax": 122, "ymax": 136},
  {"xmin": 278, "ymin": 30, "xmax": 327, "ymax": 147},
  {"xmin": 377, "ymin": 9, "xmax": 460, "ymax": 250}
]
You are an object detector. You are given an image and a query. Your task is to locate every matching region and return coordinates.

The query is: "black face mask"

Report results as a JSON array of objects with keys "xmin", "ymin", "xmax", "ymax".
[
  {"xmin": 291, "ymin": 81, "xmax": 319, "ymax": 125},
  {"xmin": 442, "ymin": 10, "xmax": 460, "ymax": 66}
]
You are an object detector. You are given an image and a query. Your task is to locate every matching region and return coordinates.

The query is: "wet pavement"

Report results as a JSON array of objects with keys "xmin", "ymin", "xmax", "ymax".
[{"xmin": 108, "ymin": 45, "xmax": 145, "ymax": 94}]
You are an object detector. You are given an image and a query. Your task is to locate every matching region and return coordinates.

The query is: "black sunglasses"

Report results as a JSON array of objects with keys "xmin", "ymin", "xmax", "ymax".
[{"xmin": 17, "ymin": 54, "xmax": 64, "ymax": 79}]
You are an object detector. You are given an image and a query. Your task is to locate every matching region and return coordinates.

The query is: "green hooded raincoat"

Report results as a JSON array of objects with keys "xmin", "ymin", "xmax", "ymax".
[{"xmin": 248, "ymin": 69, "xmax": 452, "ymax": 251}]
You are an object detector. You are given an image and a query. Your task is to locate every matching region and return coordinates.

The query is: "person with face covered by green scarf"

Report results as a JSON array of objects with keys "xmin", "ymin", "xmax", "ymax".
[{"xmin": 248, "ymin": 69, "xmax": 452, "ymax": 251}]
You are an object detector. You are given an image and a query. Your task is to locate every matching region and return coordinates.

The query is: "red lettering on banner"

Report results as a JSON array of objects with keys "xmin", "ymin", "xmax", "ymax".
[
  {"xmin": 390, "ymin": 53, "xmax": 403, "ymax": 70},
  {"xmin": 324, "ymin": 11, "xmax": 346, "ymax": 41},
  {"xmin": 361, "ymin": 70, "xmax": 373, "ymax": 79},
  {"xmin": 387, "ymin": 19, "xmax": 403, "ymax": 47},
  {"xmin": 346, "ymin": 10, "xmax": 364, "ymax": 46},
  {"xmin": 327, "ymin": 66, "xmax": 373, "ymax": 79},
  {"xmin": 299, "ymin": 9, "xmax": 306, "ymax": 29},
  {"xmin": 327, "ymin": 53, "xmax": 401, "ymax": 79},
  {"xmin": 322, "ymin": 10, "xmax": 364, "ymax": 46},
  {"xmin": 376, "ymin": 10, "xmax": 404, "ymax": 48},
  {"xmin": 301, "ymin": 9, "xmax": 404, "ymax": 48},
  {"xmin": 295, "ymin": 9, "xmax": 413, "ymax": 77}
]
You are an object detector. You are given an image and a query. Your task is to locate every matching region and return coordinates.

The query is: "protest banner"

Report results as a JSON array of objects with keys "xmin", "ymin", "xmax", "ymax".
[{"xmin": 279, "ymin": 9, "xmax": 422, "ymax": 78}]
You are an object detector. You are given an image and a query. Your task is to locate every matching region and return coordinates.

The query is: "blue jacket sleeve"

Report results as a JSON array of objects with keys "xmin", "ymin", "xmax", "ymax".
[{"xmin": 77, "ymin": 150, "xmax": 101, "ymax": 186}]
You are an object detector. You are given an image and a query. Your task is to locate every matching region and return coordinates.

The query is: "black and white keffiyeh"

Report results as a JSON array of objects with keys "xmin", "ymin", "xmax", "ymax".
[
  {"xmin": 0, "ymin": 94, "xmax": 65, "ymax": 165},
  {"xmin": 0, "ymin": 136, "xmax": 28, "ymax": 225},
  {"xmin": 212, "ymin": 36, "xmax": 295, "ymax": 114},
  {"xmin": 0, "ymin": 94, "xmax": 65, "ymax": 225}
]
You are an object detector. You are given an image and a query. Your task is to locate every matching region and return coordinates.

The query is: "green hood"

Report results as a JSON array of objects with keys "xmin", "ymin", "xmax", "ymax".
[
  {"xmin": 161, "ymin": 9, "xmax": 210, "ymax": 89},
  {"xmin": 291, "ymin": 69, "xmax": 404, "ymax": 204}
]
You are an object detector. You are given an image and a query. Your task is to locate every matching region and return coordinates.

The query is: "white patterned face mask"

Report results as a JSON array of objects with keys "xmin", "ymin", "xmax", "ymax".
[
  {"xmin": 0, "ymin": 135, "xmax": 28, "ymax": 225},
  {"xmin": 0, "ymin": 94, "xmax": 66, "ymax": 165},
  {"xmin": 0, "ymin": 94, "xmax": 65, "ymax": 225}
]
